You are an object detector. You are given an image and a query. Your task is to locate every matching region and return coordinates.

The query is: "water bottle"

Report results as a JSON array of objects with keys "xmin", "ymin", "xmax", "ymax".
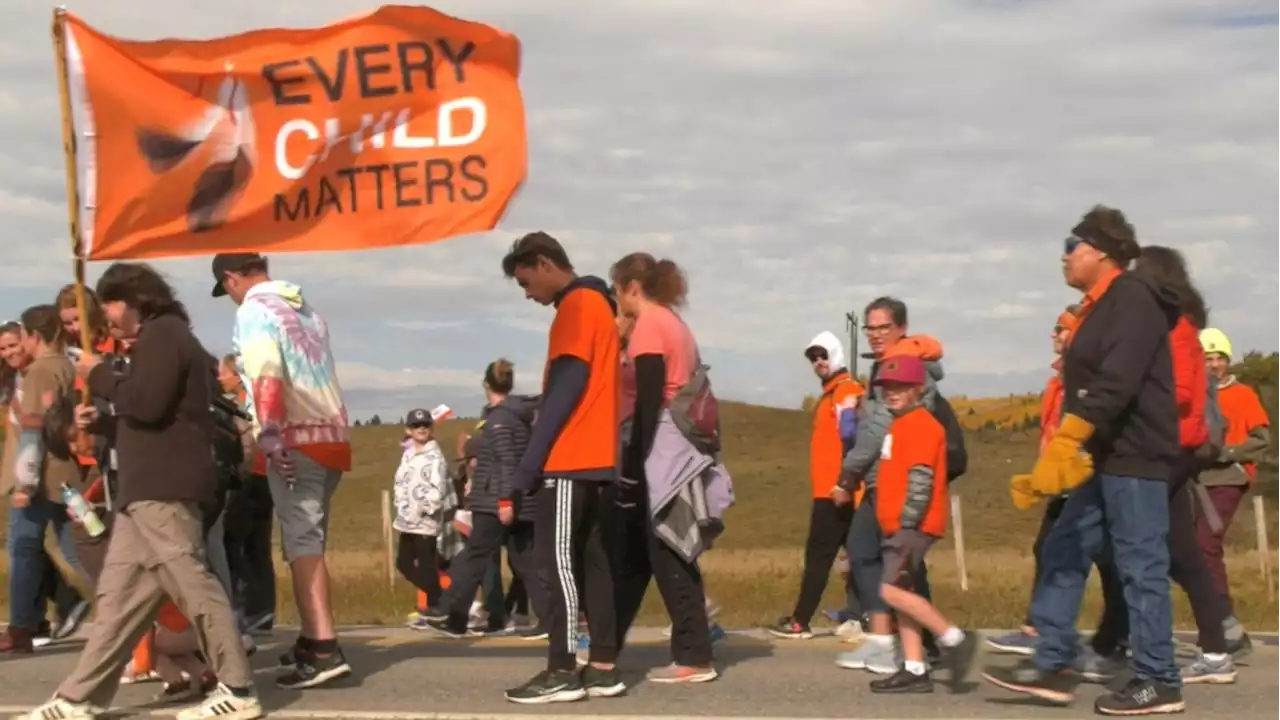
[{"xmin": 61, "ymin": 483, "xmax": 105, "ymax": 538}]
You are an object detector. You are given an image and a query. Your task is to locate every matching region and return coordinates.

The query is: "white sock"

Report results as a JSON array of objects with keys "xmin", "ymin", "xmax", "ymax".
[
  {"xmin": 904, "ymin": 660, "xmax": 927, "ymax": 676},
  {"xmin": 867, "ymin": 633, "xmax": 894, "ymax": 648},
  {"xmin": 938, "ymin": 627, "xmax": 965, "ymax": 647},
  {"xmin": 1203, "ymin": 652, "xmax": 1229, "ymax": 663}
]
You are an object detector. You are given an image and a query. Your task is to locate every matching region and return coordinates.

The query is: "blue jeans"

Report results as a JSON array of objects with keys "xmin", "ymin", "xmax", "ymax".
[
  {"xmin": 847, "ymin": 488, "xmax": 932, "ymax": 617},
  {"xmin": 7, "ymin": 494, "xmax": 80, "ymax": 629},
  {"xmin": 1030, "ymin": 474, "xmax": 1178, "ymax": 686}
]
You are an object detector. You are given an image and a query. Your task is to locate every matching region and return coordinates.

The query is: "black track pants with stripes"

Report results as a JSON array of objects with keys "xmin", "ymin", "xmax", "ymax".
[{"xmin": 534, "ymin": 478, "xmax": 618, "ymax": 671}]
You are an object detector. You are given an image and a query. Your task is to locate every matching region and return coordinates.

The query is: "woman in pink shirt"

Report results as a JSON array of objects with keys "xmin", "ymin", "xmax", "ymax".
[{"xmin": 609, "ymin": 252, "xmax": 718, "ymax": 685}]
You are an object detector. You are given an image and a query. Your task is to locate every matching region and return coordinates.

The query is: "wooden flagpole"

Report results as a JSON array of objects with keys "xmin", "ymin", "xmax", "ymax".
[{"xmin": 52, "ymin": 7, "xmax": 95, "ymax": 396}]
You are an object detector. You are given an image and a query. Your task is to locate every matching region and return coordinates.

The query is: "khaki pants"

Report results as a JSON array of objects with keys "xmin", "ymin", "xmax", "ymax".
[{"xmin": 57, "ymin": 501, "xmax": 252, "ymax": 707}]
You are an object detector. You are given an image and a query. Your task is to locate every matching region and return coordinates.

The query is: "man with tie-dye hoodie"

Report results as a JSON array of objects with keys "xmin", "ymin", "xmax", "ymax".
[{"xmin": 212, "ymin": 253, "xmax": 353, "ymax": 691}]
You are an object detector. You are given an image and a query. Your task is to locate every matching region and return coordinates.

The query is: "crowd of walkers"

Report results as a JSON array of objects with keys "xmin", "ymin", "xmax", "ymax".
[{"xmin": 0, "ymin": 205, "xmax": 1272, "ymax": 718}]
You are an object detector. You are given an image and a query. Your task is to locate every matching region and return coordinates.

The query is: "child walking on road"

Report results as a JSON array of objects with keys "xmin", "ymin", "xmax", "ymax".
[
  {"xmin": 867, "ymin": 356, "xmax": 979, "ymax": 694},
  {"xmin": 393, "ymin": 409, "xmax": 462, "ymax": 626}
]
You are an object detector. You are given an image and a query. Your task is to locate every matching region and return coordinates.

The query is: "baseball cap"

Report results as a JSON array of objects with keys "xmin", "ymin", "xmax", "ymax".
[
  {"xmin": 874, "ymin": 355, "xmax": 926, "ymax": 386},
  {"xmin": 210, "ymin": 253, "xmax": 266, "ymax": 297},
  {"xmin": 405, "ymin": 408, "xmax": 433, "ymax": 427}
]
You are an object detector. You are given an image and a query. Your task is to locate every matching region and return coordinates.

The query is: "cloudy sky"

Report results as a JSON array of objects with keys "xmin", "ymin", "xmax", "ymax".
[{"xmin": 2, "ymin": 0, "xmax": 1276, "ymax": 419}]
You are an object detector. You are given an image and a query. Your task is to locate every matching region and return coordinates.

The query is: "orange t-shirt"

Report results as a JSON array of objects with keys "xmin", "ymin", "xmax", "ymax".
[
  {"xmin": 542, "ymin": 285, "xmax": 620, "ymax": 475},
  {"xmin": 875, "ymin": 406, "xmax": 949, "ymax": 537},
  {"xmin": 1218, "ymin": 381, "xmax": 1270, "ymax": 480},
  {"xmin": 809, "ymin": 371, "xmax": 864, "ymax": 498}
]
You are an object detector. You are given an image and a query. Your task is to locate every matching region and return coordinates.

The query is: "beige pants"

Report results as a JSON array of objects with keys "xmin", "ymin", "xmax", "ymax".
[{"xmin": 57, "ymin": 501, "xmax": 252, "ymax": 707}]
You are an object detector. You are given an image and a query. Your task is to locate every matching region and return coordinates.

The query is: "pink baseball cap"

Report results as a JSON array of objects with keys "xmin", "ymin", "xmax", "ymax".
[{"xmin": 875, "ymin": 355, "xmax": 926, "ymax": 386}]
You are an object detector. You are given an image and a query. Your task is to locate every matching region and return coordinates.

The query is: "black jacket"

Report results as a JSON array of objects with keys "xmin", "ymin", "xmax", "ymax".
[
  {"xmin": 471, "ymin": 394, "xmax": 538, "ymax": 520},
  {"xmin": 87, "ymin": 312, "xmax": 218, "ymax": 510},
  {"xmin": 1062, "ymin": 272, "xmax": 1181, "ymax": 482}
]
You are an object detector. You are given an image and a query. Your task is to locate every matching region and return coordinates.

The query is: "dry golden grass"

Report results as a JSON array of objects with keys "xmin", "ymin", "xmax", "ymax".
[{"xmin": 3, "ymin": 400, "xmax": 1277, "ymax": 630}]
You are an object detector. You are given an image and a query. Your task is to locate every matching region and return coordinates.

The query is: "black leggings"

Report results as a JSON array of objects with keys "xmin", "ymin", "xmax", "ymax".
[
  {"xmin": 793, "ymin": 498, "xmax": 854, "ymax": 626},
  {"xmin": 1092, "ymin": 467, "xmax": 1229, "ymax": 655},
  {"xmin": 396, "ymin": 533, "xmax": 443, "ymax": 607}
]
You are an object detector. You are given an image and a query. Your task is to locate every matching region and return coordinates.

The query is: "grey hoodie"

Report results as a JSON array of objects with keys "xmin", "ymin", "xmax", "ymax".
[{"xmin": 840, "ymin": 359, "xmax": 945, "ymax": 492}]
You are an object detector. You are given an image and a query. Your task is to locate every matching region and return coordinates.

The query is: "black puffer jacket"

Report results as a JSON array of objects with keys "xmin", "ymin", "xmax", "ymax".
[
  {"xmin": 469, "ymin": 394, "xmax": 539, "ymax": 520},
  {"xmin": 1062, "ymin": 271, "xmax": 1181, "ymax": 482}
]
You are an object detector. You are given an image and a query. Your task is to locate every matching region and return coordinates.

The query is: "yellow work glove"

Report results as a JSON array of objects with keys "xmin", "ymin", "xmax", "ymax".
[
  {"xmin": 1029, "ymin": 414, "xmax": 1096, "ymax": 497},
  {"xmin": 1009, "ymin": 474, "xmax": 1040, "ymax": 510}
]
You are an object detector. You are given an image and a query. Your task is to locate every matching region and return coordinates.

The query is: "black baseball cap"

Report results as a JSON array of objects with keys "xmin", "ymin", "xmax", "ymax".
[
  {"xmin": 405, "ymin": 408, "xmax": 433, "ymax": 427},
  {"xmin": 211, "ymin": 253, "xmax": 266, "ymax": 297}
]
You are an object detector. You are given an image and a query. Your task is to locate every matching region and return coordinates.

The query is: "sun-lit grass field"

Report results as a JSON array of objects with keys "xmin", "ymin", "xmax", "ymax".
[{"xmin": 2, "ymin": 398, "xmax": 1277, "ymax": 630}]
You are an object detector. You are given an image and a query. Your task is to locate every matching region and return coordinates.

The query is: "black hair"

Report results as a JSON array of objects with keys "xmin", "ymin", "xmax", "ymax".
[
  {"xmin": 501, "ymin": 231, "xmax": 573, "ymax": 278},
  {"xmin": 1135, "ymin": 246, "xmax": 1208, "ymax": 328},
  {"xmin": 95, "ymin": 262, "xmax": 190, "ymax": 322}
]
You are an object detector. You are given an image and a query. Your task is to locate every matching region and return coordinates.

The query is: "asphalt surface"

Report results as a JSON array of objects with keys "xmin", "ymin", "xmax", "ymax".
[{"xmin": 0, "ymin": 627, "xmax": 1276, "ymax": 719}]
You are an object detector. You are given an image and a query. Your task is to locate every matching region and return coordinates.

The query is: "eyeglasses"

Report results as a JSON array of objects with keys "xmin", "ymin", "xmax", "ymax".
[{"xmin": 864, "ymin": 323, "xmax": 895, "ymax": 335}]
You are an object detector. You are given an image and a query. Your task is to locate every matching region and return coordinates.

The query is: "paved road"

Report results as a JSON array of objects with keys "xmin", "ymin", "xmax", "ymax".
[{"xmin": 0, "ymin": 627, "xmax": 1276, "ymax": 719}]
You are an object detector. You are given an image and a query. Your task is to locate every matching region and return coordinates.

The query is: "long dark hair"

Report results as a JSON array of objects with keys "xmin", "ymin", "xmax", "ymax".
[
  {"xmin": 1136, "ymin": 246, "xmax": 1207, "ymax": 328},
  {"xmin": 0, "ymin": 320, "xmax": 21, "ymax": 404},
  {"xmin": 95, "ymin": 262, "xmax": 190, "ymax": 322}
]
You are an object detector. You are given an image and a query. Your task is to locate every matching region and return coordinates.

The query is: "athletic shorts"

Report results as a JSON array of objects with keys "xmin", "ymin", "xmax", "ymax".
[
  {"xmin": 880, "ymin": 529, "xmax": 935, "ymax": 587},
  {"xmin": 268, "ymin": 450, "xmax": 342, "ymax": 562}
]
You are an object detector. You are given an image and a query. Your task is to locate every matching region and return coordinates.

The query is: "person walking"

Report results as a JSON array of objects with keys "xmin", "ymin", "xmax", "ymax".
[
  {"xmin": 394, "ymin": 409, "xmax": 463, "ymax": 627},
  {"xmin": 983, "ymin": 206, "xmax": 1184, "ymax": 715},
  {"xmin": 213, "ymin": 252, "xmax": 353, "ymax": 689},
  {"xmin": 499, "ymin": 232, "xmax": 622, "ymax": 705},
  {"xmin": 22, "ymin": 262, "xmax": 260, "ymax": 720}
]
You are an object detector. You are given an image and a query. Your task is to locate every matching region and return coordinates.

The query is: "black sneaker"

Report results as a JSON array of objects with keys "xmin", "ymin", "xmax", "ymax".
[
  {"xmin": 277, "ymin": 647, "xmax": 353, "ymax": 689},
  {"xmin": 581, "ymin": 665, "xmax": 627, "ymax": 698},
  {"xmin": 1094, "ymin": 677, "xmax": 1184, "ymax": 716},
  {"xmin": 981, "ymin": 659, "xmax": 1078, "ymax": 705},
  {"xmin": 944, "ymin": 631, "xmax": 981, "ymax": 692},
  {"xmin": 870, "ymin": 668, "xmax": 933, "ymax": 694},
  {"xmin": 422, "ymin": 606, "xmax": 448, "ymax": 622},
  {"xmin": 426, "ymin": 618, "xmax": 478, "ymax": 639},
  {"xmin": 504, "ymin": 669, "xmax": 587, "ymax": 705},
  {"xmin": 519, "ymin": 625, "xmax": 550, "ymax": 641},
  {"xmin": 766, "ymin": 617, "xmax": 814, "ymax": 640},
  {"xmin": 278, "ymin": 638, "xmax": 303, "ymax": 668}
]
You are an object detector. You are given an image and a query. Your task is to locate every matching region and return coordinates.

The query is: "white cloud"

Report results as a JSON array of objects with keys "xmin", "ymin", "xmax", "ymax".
[{"xmin": 0, "ymin": 0, "xmax": 1274, "ymax": 416}]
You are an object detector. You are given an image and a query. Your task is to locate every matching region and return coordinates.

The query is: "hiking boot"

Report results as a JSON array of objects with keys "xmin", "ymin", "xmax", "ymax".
[
  {"xmin": 870, "ymin": 668, "xmax": 933, "ymax": 694},
  {"xmin": 0, "ymin": 626, "xmax": 35, "ymax": 654},
  {"xmin": 767, "ymin": 617, "xmax": 814, "ymax": 639},
  {"xmin": 175, "ymin": 684, "xmax": 263, "ymax": 720},
  {"xmin": 943, "ymin": 632, "xmax": 981, "ymax": 691},
  {"xmin": 581, "ymin": 665, "xmax": 628, "ymax": 697},
  {"xmin": 981, "ymin": 659, "xmax": 1078, "ymax": 705},
  {"xmin": 986, "ymin": 630, "xmax": 1037, "ymax": 656},
  {"xmin": 1180, "ymin": 652, "xmax": 1236, "ymax": 684},
  {"xmin": 504, "ymin": 669, "xmax": 587, "ymax": 704},
  {"xmin": 1094, "ymin": 677, "xmax": 1185, "ymax": 716},
  {"xmin": 646, "ymin": 663, "xmax": 718, "ymax": 685},
  {"xmin": 276, "ymin": 646, "xmax": 352, "ymax": 689},
  {"xmin": 835, "ymin": 636, "xmax": 895, "ymax": 671},
  {"xmin": 20, "ymin": 696, "xmax": 101, "ymax": 720}
]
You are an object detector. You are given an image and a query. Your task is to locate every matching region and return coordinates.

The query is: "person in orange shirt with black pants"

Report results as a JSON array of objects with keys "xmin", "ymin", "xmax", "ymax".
[
  {"xmin": 500, "ymin": 232, "xmax": 624, "ymax": 705},
  {"xmin": 769, "ymin": 331, "xmax": 862, "ymax": 639}
]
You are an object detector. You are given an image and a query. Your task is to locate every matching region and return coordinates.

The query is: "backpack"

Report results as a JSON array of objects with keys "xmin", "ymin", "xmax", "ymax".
[
  {"xmin": 670, "ymin": 356, "xmax": 721, "ymax": 455},
  {"xmin": 930, "ymin": 393, "xmax": 968, "ymax": 483},
  {"xmin": 1203, "ymin": 376, "xmax": 1227, "ymax": 457}
]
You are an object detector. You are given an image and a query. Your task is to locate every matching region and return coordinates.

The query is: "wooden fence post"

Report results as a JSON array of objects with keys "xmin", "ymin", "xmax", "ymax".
[
  {"xmin": 951, "ymin": 494, "xmax": 968, "ymax": 591},
  {"xmin": 381, "ymin": 490, "xmax": 395, "ymax": 591},
  {"xmin": 1253, "ymin": 495, "xmax": 1273, "ymax": 601}
]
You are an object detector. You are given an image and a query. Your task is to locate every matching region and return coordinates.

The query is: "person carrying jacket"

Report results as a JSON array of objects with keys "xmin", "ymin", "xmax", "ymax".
[
  {"xmin": 983, "ymin": 206, "xmax": 1184, "ymax": 716},
  {"xmin": 429, "ymin": 360, "xmax": 548, "ymax": 639},
  {"xmin": 1197, "ymin": 327, "xmax": 1269, "ymax": 654},
  {"xmin": 769, "ymin": 330, "xmax": 863, "ymax": 640}
]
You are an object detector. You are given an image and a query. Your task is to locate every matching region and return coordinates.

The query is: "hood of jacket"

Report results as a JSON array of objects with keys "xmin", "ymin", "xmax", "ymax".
[
  {"xmin": 245, "ymin": 280, "xmax": 305, "ymax": 309},
  {"xmin": 1123, "ymin": 269, "xmax": 1181, "ymax": 332},
  {"xmin": 555, "ymin": 275, "xmax": 617, "ymax": 315},
  {"xmin": 806, "ymin": 331, "xmax": 847, "ymax": 372}
]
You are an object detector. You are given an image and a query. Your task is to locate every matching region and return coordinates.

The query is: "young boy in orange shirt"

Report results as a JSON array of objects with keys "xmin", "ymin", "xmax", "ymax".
[{"xmin": 869, "ymin": 355, "xmax": 978, "ymax": 694}]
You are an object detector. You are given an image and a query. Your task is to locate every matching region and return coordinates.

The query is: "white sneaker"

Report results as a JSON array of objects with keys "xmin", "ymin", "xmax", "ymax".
[
  {"xmin": 21, "ymin": 697, "xmax": 101, "ymax": 720},
  {"xmin": 835, "ymin": 619, "xmax": 864, "ymax": 644},
  {"xmin": 175, "ymin": 684, "xmax": 263, "ymax": 720},
  {"xmin": 835, "ymin": 636, "xmax": 895, "ymax": 671}
]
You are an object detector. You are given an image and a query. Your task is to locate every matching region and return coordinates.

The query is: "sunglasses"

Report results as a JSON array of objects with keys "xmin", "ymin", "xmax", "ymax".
[
  {"xmin": 406, "ymin": 423, "xmax": 431, "ymax": 430},
  {"xmin": 805, "ymin": 349, "xmax": 829, "ymax": 363},
  {"xmin": 1063, "ymin": 235, "xmax": 1087, "ymax": 255}
]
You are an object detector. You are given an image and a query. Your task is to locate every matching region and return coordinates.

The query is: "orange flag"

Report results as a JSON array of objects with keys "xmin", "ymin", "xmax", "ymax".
[{"xmin": 59, "ymin": 6, "xmax": 526, "ymax": 261}]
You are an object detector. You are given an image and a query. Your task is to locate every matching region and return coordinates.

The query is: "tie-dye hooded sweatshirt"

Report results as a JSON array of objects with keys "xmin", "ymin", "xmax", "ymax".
[{"xmin": 233, "ymin": 281, "xmax": 350, "ymax": 463}]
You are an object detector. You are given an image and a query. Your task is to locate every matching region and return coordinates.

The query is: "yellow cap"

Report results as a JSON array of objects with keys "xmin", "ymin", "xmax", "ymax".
[{"xmin": 1199, "ymin": 328, "xmax": 1232, "ymax": 359}]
